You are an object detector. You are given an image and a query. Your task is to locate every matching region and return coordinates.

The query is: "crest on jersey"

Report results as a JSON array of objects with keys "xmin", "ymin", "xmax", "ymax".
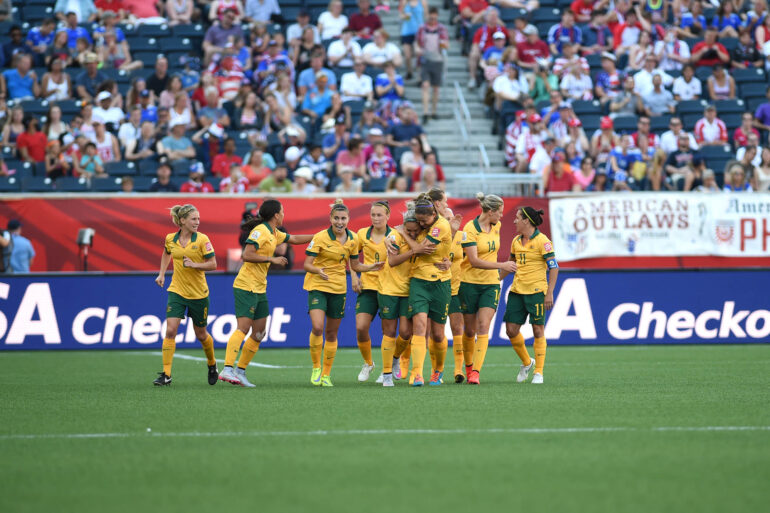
[
  {"xmin": 431, "ymin": 227, "xmax": 440, "ymax": 237},
  {"xmin": 461, "ymin": 231, "xmax": 467, "ymax": 241},
  {"xmin": 250, "ymin": 231, "xmax": 261, "ymax": 241},
  {"xmin": 308, "ymin": 240, "xmax": 314, "ymax": 249},
  {"xmin": 205, "ymin": 242, "xmax": 213, "ymax": 252},
  {"xmin": 543, "ymin": 242, "xmax": 552, "ymax": 252}
]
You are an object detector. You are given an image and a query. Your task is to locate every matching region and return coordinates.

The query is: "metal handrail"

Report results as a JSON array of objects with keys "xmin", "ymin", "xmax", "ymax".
[
  {"xmin": 453, "ymin": 81, "xmax": 472, "ymax": 127},
  {"xmin": 478, "ymin": 143, "xmax": 491, "ymax": 171}
]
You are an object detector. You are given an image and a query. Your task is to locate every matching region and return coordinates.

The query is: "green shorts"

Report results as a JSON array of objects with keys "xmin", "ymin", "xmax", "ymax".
[
  {"xmin": 355, "ymin": 289, "xmax": 379, "ymax": 316},
  {"xmin": 408, "ymin": 278, "xmax": 451, "ymax": 324},
  {"xmin": 449, "ymin": 294, "xmax": 462, "ymax": 315},
  {"xmin": 458, "ymin": 282, "xmax": 501, "ymax": 314},
  {"xmin": 503, "ymin": 292, "xmax": 546, "ymax": 326},
  {"xmin": 166, "ymin": 291, "xmax": 209, "ymax": 327},
  {"xmin": 377, "ymin": 293, "xmax": 410, "ymax": 320},
  {"xmin": 308, "ymin": 290, "xmax": 346, "ymax": 319},
  {"xmin": 233, "ymin": 288, "xmax": 269, "ymax": 320}
]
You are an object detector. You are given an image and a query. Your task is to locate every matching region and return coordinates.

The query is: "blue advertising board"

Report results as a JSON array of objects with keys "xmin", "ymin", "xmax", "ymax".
[{"xmin": 0, "ymin": 270, "xmax": 768, "ymax": 350}]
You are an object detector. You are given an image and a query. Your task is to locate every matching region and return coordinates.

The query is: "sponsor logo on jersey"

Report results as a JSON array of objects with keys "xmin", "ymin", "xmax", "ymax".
[
  {"xmin": 431, "ymin": 227, "xmax": 440, "ymax": 237},
  {"xmin": 544, "ymin": 242, "xmax": 553, "ymax": 252},
  {"xmin": 205, "ymin": 242, "xmax": 213, "ymax": 252}
]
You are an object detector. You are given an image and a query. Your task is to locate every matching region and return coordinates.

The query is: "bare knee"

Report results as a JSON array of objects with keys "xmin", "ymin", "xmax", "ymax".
[
  {"xmin": 532, "ymin": 325, "xmax": 545, "ymax": 338},
  {"xmin": 506, "ymin": 324, "xmax": 520, "ymax": 339}
]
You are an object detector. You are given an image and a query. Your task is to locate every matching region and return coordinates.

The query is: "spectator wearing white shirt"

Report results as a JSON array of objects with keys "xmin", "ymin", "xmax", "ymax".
[
  {"xmin": 672, "ymin": 64, "xmax": 702, "ymax": 101},
  {"xmin": 633, "ymin": 55, "xmax": 673, "ymax": 97},
  {"xmin": 340, "ymin": 59, "xmax": 374, "ymax": 102},
  {"xmin": 286, "ymin": 10, "xmax": 321, "ymax": 45},
  {"xmin": 362, "ymin": 29, "xmax": 403, "ymax": 67},
  {"xmin": 694, "ymin": 105, "xmax": 729, "ymax": 146},
  {"xmin": 244, "ymin": 0, "xmax": 280, "ymax": 23},
  {"xmin": 318, "ymin": 0, "xmax": 349, "ymax": 41},
  {"xmin": 93, "ymin": 91, "xmax": 125, "ymax": 128},
  {"xmin": 492, "ymin": 63, "xmax": 529, "ymax": 108},
  {"xmin": 660, "ymin": 117, "xmax": 699, "ymax": 154},
  {"xmin": 653, "ymin": 28, "xmax": 690, "ymax": 71},
  {"xmin": 560, "ymin": 66, "xmax": 594, "ymax": 101},
  {"xmin": 529, "ymin": 136, "xmax": 556, "ymax": 175},
  {"xmin": 328, "ymin": 28, "xmax": 362, "ymax": 68},
  {"xmin": 736, "ymin": 133, "xmax": 763, "ymax": 167},
  {"xmin": 118, "ymin": 106, "xmax": 142, "ymax": 149}
]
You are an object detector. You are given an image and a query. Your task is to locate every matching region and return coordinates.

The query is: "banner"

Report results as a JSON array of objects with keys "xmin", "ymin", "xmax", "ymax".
[
  {"xmin": 549, "ymin": 193, "xmax": 770, "ymax": 261},
  {"xmin": 1, "ymin": 270, "xmax": 768, "ymax": 350},
  {"xmin": 0, "ymin": 196, "xmax": 548, "ymax": 272}
]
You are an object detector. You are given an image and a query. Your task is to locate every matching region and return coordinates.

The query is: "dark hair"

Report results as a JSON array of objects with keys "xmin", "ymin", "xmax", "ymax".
[
  {"xmin": 330, "ymin": 198, "xmax": 349, "ymax": 214},
  {"xmin": 520, "ymin": 206, "xmax": 545, "ymax": 226},
  {"xmin": 424, "ymin": 186, "xmax": 445, "ymax": 203},
  {"xmin": 242, "ymin": 199, "xmax": 282, "ymax": 234},
  {"xmin": 428, "ymin": 6, "xmax": 438, "ymax": 14},
  {"xmin": 372, "ymin": 199, "xmax": 390, "ymax": 213},
  {"xmin": 414, "ymin": 194, "xmax": 436, "ymax": 215}
]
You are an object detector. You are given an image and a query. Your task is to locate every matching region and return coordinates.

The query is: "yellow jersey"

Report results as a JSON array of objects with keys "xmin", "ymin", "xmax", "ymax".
[
  {"xmin": 233, "ymin": 223, "xmax": 290, "ymax": 294},
  {"xmin": 460, "ymin": 217, "xmax": 502, "ymax": 285},
  {"xmin": 165, "ymin": 231, "xmax": 215, "ymax": 300},
  {"xmin": 449, "ymin": 231, "xmax": 463, "ymax": 295},
  {"xmin": 303, "ymin": 227, "xmax": 359, "ymax": 294},
  {"xmin": 411, "ymin": 216, "xmax": 452, "ymax": 282},
  {"xmin": 355, "ymin": 226, "xmax": 391, "ymax": 291},
  {"xmin": 379, "ymin": 231, "xmax": 414, "ymax": 297},
  {"xmin": 510, "ymin": 229, "xmax": 555, "ymax": 295}
]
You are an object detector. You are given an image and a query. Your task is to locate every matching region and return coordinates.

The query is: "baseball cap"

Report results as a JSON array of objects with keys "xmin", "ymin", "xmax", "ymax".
[
  {"xmin": 552, "ymin": 151, "xmax": 566, "ymax": 162},
  {"xmin": 523, "ymin": 25, "xmax": 538, "ymax": 36},
  {"xmin": 286, "ymin": 126, "xmax": 300, "ymax": 137},
  {"xmin": 208, "ymin": 123, "xmax": 225, "ymax": 138},
  {"xmin": 170, "ymin": 118, "xmax": 187, "ymax": 129},
  {"xmin": 559, "ymin": 102, "xmax": 571, "ymax": 109},
  {"xmin": 96, "ymin": 91, "xmax": 111, "ymax": 102},
  {"xmin": 189, "ymin": 162, "xmax": 204, "ymax": 175},
  {"xmin": 601, "ymin": 51, "xmax": 616, "ymax": 61},
  {"xmin": 529, "ymin": 113, "xmax": 542, "ymax": 123},
  {"xmin": 294, "ymin": 166, "xmax": 314, "ymax": 181},
  {"xmin": 369, "ymin": 127, "xmax": 383, "ymax": 136},
  {"xmin": 493, "ymin": 31, "xmax": 506, "ymax": 39},
  {"xmin": 83, "ymin": 52, "xmax": 98, "ymax": 63},
  {"xmin": 600, "ymin": 116, "xmax": 613, "ymax": 129},
  {"xmin": 517, "ymin": 111, "xmax": 528, "ymax": 121},
  {"xmin": 285, "ymin": 146, "xmax": 301, "ymax": 161}
]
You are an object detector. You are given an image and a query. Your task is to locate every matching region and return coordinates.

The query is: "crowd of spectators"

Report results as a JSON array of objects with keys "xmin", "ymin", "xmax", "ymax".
[
  {"xmin": 0, "ymin": 0, "xmax": 448, "ymax": 194},
  {"xmin": 461, "ymin": 0, "xmax": 770, "ymax": 193}
]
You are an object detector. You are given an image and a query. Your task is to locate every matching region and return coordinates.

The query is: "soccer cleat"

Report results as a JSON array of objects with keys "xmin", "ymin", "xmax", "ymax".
[
  {"xmin": 454, "ymin": 373, "xmax": 465, "ymax": 384},
  {"xmin": 465, "ymin": 364, "xmax": 473, "ymax": 379},
  {"xmin": 153, "ymin": 372, "xmax": 171, "ymax": 386},
  {"xmin": 412, "ymin": 374, "xmax": 424, "ymax": 387},
  {"xmin": 532, "ymin": 373, "xmax": 543, "ymax": 384},
  {"xmin": 208, "ymin": 365, "xmax": 218, "ymax": 385},
  {"xmin": 235, "ymin": 368, "xmax": 256, "ymax": 388},
  {"xmin": 429, "ymin": 371, "xmax": 443, "ymax": 386},
  {"xmin": 321, "ymin": 375, "xmax": 334, "ymax": 387},
  {"xmin": 311, "ymin": 367, "xmax": 322, "ymax": 386},
  {"xmin": 517, "ymin": 358, "xmax": 536, "ymax": 383},
  {"xmin": 382, "ymin": 373, "xmax": 394, "ymax": 387},
  {"xmin": 375, "ymin": 373, "xmax": 384, "ymax": 384},
  {"xmin": 218, "ymin": 366, "xmax": 241, "ymax": 385},
  {"xmin": 358, "ymin": 362, "xmax": 375, "ymax": 382},
  {"xmin": 392, "ymin": 358, "xmax": 402, "ymax": 380},
  {"xmin": 467, "ymin": 370, "xmax": 480, "ymax": 385}
]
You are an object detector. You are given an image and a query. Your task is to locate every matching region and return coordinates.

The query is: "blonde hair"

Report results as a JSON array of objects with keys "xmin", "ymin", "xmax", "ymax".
[
  {"xmin": 329, "ymin": 198, "xmax": 348, "ymax": 214},
  {"xmin": 476, "ymin": 192, "xmax": 504, "ymax": 212},
  {"xmin": 403, "ymin": 201, "xmax": 418, "ymax": 223},
  {"xmin": 170, "ymin": 204, "xmax": 198, "ymax": 227}
]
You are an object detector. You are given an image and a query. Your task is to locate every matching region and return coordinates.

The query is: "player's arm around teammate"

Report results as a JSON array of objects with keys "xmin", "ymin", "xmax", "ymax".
[
  {"xmin": 350, "ymin": 200, "xmax": 392, "ymax": 382},
  {"xmin": 459, "ymin": 193, "xmax": 517, "ymax": 385},
  {"xmin": 154, "ymin": 204, "xmax": 218, "ymax": 387},
  {"xmin": 500, "ymin": 207, "xmax": 559, "ymax": 384},
  {"xmin": 219, "ymin": 199, "xmax": 314, "ymax": 387},
  {"xmin": 303, "ymin": 200, "xmax": 383, "ymax": 387}
]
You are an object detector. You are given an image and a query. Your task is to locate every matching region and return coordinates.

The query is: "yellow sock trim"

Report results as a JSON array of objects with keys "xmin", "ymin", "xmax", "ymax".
[
  {"xmin": 510, "ymin": 333, "xmax": 531, "ymax": 366},
  {"xmin": 381, "ymin": 335, "xmax": 396, "ymax": 373},
  {"xmin": 410, "ymin": 335, "xmax": 427, "ymax": 379},
  {"xmin": 162, "ymin": 337, "xmax": 175, "ymax": 376},
  {"xmin": 534, "ymin": 336, "xmax": 547, "ymax": 375},
  {"xmin": 309, "ymin": 333, "xmax": 323, "ymax": 368},
  {"xmin": 237, "ymin": 337, "xmax": 261, "ymax": 369},
  {"xmin": 472, "ymin": 334, "xmax": 490, "ymax": 373},
  {"xmin": 434, "ymin": 337, "xmax": 448, "ymax": 373},
  {"xmin": 394, "ymin": 336, "xmax": 410, "ymax": 358},
  {"xmin": 357, "ymin": 339, "xmax": 373, "ymax": 366},
  {"xmin": 200, "ymin": 333, "xmax": 216, "ymax": 366},
  {"xmin": 462, "ymin": 334, "xmax": 475, "ymax": 366},
  {"xmin": 224, "ymin": 329, "xmax": 246, "ymax": 367},
  {"xmin": 452, "ymin": 336, "xmax": 464, "ymax": 375},
  {"xmin": 322, "ymin": 340, "xmax": 338, "ymax": 376}
]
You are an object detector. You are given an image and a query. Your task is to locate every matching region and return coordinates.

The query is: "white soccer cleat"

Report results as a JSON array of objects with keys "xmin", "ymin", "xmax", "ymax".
[
  {"xmin": 382, "ymin": 373, "xmax": 394, "ymax": 387},
  {"xmin": 358, "ymin": 362, "xmax": 375, "ymax": 382},
  {"xmin": 517, "ymin": 358, "xmax": 536, "ymax": 383},
  {"xmin": 392, "ymin": 358, "xmax": 402, "ymax": 380},
  {"xmin": 531, "ymin": 373, "xmax": 543, "ymax": 384},
  {"xmin": 375, "ymin": 373, "xmax": 384, "ymax": 384},
  {"xmin": 235, "ymin": 368, "xmax": 255, "ymax": 388},
  {"xmin": 218, "ymin": 366, "xmax": 241, "ymax": 385}
]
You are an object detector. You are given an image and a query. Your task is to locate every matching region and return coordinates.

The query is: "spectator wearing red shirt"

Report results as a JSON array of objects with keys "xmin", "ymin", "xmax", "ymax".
[
  {"xmin": 211, "ymin": 137, "xmax": 243, "ymax": 177},
  {"xmin": 570, "ymin": 0, "xmax": 594, "ymax": 23},
  {"xmin": 17, "ymin": 118, "xmax": 48, "ymax": 163},
  {"xmin": 516, "ymin": 25, "xmax": 550, "ymax": 71},
  {"xmin": 412, "ymin": 151, "xmax": 445, "ymax": 185},
  {"xmin": 468, "ymin": 8, "xmax": 509, "ymax": 88},
  {"xmin": 544, "ymin": 152, "xmax": 579, "ymax": 193},
  {"xmin": 349, "ymin": 0, "xmax": 382, "ymax": 39},
  {"xmin": 95, "ymin": 0, "xmax": 128, "ymax": 21},
  {"xmin": 694, "ymin": 105, "xmax": 729, "ymax": 146},
  {"xmin": 458, "ymin": 0, "xmax": 488, "ymax": 25},
  {"xmin": 180, "ymin": 164, "xmax": 215, "ymax": 193},
  {"xmin": 691, "ymin": 27, "xmax": 730, "ymax": 67},
  {"xmin": 734, "ymin": 113, "xmax": 760, "ymax": 147}
]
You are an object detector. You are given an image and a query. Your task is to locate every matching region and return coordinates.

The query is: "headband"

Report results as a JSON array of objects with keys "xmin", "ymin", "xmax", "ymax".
[
  {"xmin": 522, "ymin": 208, "xmax": 536, "ymax": 225},
  {"xmin": 373, "ymin": 201, "xmax": 390, "ymax": 214}
]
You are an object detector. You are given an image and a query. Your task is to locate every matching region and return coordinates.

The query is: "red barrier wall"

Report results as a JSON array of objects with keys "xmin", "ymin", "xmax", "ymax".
[{"xmin": 0, "ymin": 196, "xmax": 548, "ymax": 272}]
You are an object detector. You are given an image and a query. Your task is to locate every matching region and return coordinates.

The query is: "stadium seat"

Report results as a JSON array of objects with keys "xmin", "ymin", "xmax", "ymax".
[
  {"xmin": 18, "ymin": 99, "xmax": 49, "ymax": 115},
  {"xmin": 612, "ymin": 116, "xmax": 638, "ymax": 134},
  {"xmin": 171, "ymin": 24, "xmax": 205, "ymax": 39},
  {"xmin": 91, "ymin": 177, "xmax": 124, "ymax": 192},
  {"xmin": 126, "ymin": 37, "xmax": 159, "ymax": 52},
  {"xmin": 740, "ymin": 82, "xmax": 768, "ymax": 98},
  {"xmin": 721, "ymin": 113, "xmax": 743, "ymax": 130},
  {"xmin": 733, "ymin": 68, "xmax": 767, "ymax": 84},
  {"xmin": 20, "ymin": 6, "xmax": 53, "ymax": 23},
  {"xmin": 163, "ymin": 38, "xmax": 194, "ymax": 53},
  {"xmin": 677, "ymin": 100, "xmax": 707, "ymax": 116},
  {"xmin": 55, "ymin": 177, "xmax": 91, "ymax": 192},
  {"xmin": 720, "ymin": 38, "xmax": 739, "ymax": 52},
  {"xmin": 579, "ymin": 114, "xmax": 602, "ymax": 133},
  {"xmin": 131, "ymin": 176, "xmax": 156, "ymax": 192},
  {"xmin": 104, "ymin": 161, "xmax": 138, "ymax": 176},
  {"xmin": 137, "ymin": 24, "xmax": 169, "ymax": 38},
  {"xmin": 134, "ymin": 53, "xmax": 164, "ymax": 68},
  {"xmin": 365, "ymin": 177, "xmax": 389, "ymax": 193},
  {"xmin": 21, "ymin": 176, "xmax": 56, "ymax": 192},
  {"xmin": 571, "ymin": 100, "xmax": 602, "ymax": 116},
  {"xmin": 682, "ymin": 113, "xmax": 702, "ymax": 130},
  {"xmin": 695, "ymin": 67, "xmax": 714, "ymax": 82},
  {"xmin": 714, "ymin": 100, "xmax": 746, "ymax": 114},
  {"xmin": 56, "ymin": 99, "xmax": 81, "ymax": 116},
  {"xmin": 650, "ymin": 115, "xmax": 672, "ymax": 134},
  {"xmin": 747, "ymin": 97, "xmax": 766, "ymax": 114},
  {"xmin": 699, "ymin": 145, "xmax": 733, "ymax": 159},
  {"xmin": 531, "ymin": 7, "xmax": 561, "ymax": 24},
  {"xmin": 0, "ymin": 176, "xmax": 21, "ymax": 192},
  {"xmin": 138, "ymin": 159, "xmax": 160, "ymax": 176},
  {"xmin": 499, "ymin": 8, "xmax": 526, "ymax": 23},
  {"xmin": 172, "ymin": 161, "xmax": 191, "ymax": 176}
]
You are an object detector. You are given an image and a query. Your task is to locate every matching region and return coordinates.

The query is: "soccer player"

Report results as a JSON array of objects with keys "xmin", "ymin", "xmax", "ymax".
[
  {"xmin": 500, "ymin": 207, "xmax": 559, "ymax": 384},
  {"xmin": 459, "ymin": 193, "xmax": 516, "ymax": 385},
  {"xmin": 351, "ymin": 200, "xmax": 392, "ymax": 383},
  {"xmin": 153, "ymin": 204, "xmax": 217, "ymax": 386},
  {"xmin": 304, "ymin": 200, "xmax": 384, "ymax": 387},
  {"xmin": 219, "ymin": 199, "xmax": 313, "ymax": 387}
]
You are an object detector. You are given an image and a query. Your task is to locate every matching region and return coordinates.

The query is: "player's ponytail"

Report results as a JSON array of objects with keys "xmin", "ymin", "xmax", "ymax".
[
  {"xmin": 329, "ymin": 198, "xmax": 349, "ymax": 214},
  {"xmin": 521, "ymin": 206, "xmax": 545, "ymax": 227},
  {"xmin": 425, "ymin": 186, "xmax": 445, "ymax": 203},
  {"xmin": 242, "ymin": 199, "xmax": 283, "ymax": 234},
  {"xmin": 170, "ymin": 204, "xmax": 198, "ymax": 227},
  {"xmin": 476, "ymin": 192, "xmax": 504, "ymax": 212}
]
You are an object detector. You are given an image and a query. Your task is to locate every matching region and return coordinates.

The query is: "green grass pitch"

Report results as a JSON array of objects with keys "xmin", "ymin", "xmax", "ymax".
[{"xmin": 1, "ymin": 345, "xmax": 769, "ymax": 513}]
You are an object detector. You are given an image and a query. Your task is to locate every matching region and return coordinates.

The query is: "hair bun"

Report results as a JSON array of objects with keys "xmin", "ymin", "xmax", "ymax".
[
  {"xmin": 536, "ymin": 209, "xmax": 545, "ymax": 216},
  {"xmin": 475, "ymin": 192, "xmax": 485, "ymax": 201}
]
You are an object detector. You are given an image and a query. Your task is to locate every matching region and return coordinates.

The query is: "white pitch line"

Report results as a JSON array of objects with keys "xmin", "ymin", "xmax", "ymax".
[
  {"xmin": 2, "ymin": 426, "xmax": 769, "ymax": 441},
  {"xmin": 132, "ymin": 352, "xmax": 304, "ymax": 369}
]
